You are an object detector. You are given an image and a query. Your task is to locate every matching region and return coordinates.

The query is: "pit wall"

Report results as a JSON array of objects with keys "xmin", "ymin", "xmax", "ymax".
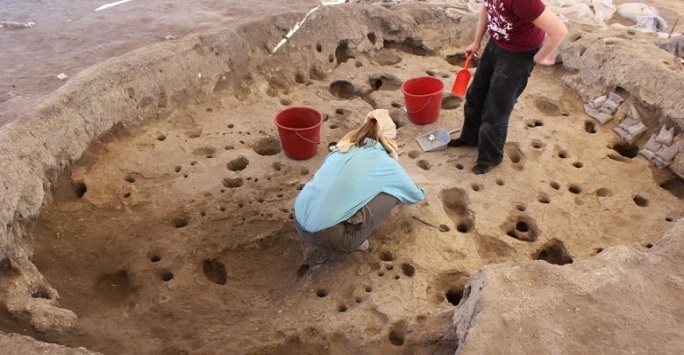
[
  {"xmin": 0, "ymin": 3, "xmax": 471, "ymax": 335},
  {"xmin": 560, "ymin": 28, "xmax": 684, "ymax": 174}
]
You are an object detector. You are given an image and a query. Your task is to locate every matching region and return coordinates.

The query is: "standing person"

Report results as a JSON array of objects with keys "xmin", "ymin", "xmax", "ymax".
[
  {"xmin": 448, "ymin": 0, "xmax": 568, "ymax": 174},
  {"xmin": 294, "ymin": 109, "xmax": 425, "ymax": 261}
]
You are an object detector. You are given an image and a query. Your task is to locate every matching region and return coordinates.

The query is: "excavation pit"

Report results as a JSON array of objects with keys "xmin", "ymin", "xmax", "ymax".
[{"xmin": 1, "ymin": 1, "xmax": 684, "ymax": 354}]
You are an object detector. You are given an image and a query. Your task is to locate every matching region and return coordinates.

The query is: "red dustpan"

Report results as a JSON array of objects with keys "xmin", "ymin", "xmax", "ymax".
[{"xmin": 451, "ymin": 53, "xmax": 472, "ymax": 97}]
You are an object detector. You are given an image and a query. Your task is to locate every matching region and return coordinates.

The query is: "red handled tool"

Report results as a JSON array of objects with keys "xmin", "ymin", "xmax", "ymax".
[{"xmin": 451, "ymin": 53, "xmax": 473, "ymax": 97}]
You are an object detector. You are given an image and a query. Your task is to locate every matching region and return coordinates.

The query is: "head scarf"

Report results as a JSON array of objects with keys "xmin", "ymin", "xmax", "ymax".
[{"xmin": 335, "ymin": 109, "xmax": 399, "ymax": 160}]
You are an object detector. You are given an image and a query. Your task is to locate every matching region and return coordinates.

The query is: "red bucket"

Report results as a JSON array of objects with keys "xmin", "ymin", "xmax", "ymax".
[
  {"xmin": 401, "ymin": 76, "xmax": 444, "ymax": 125},
  {"xmin": 274, "ymin": 107, "xmax": 322, "ymax": 160}
]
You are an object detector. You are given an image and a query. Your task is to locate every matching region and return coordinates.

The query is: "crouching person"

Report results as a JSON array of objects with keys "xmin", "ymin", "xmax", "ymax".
[{"xmin": 293, "ymin": 109, "xmax": 425, "ymax": 262}]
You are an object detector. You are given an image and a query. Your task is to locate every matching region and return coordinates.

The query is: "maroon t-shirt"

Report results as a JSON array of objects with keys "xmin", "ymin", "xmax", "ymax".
[{"xmin": 485, "ymin": 0, "xmax": 546, "ymax": 52}]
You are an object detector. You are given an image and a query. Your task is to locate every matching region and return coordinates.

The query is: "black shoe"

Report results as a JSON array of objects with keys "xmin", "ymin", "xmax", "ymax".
[
  {"xmin": 472, "ymin": 163, "xmax": 496, "ymax": 175},
  {"xmin": 447, "ymin": 138, "xmax": 472, "ymax": 147}
]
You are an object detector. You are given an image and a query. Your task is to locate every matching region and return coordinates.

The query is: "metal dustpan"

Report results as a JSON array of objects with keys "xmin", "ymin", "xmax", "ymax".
[{"xmin": 416, "ymin": 128, "xmax": 461, "ymax": 152}]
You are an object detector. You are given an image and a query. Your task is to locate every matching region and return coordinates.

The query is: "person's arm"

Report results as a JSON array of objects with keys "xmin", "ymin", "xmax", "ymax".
[
  {"xmin": 532, "ymin": 8, "xmax": 568, "ymax": 65},
  {"xmin": 466, "ymin": 5, "xmax": 489, "ymax": 56}
]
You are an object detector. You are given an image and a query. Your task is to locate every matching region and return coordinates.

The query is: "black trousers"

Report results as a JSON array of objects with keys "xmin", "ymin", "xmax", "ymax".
[{"xmin": 459, "ymin": 40, "xmax": 538, "ymax": 165}]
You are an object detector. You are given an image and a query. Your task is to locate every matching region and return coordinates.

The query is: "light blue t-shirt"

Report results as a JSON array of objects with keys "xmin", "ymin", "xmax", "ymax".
[{"xmin": 294, "ymin": 139, "xmax": 425, "ymax": 232}]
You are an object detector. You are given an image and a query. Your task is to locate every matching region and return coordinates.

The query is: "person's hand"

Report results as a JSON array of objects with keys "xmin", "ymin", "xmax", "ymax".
[
  {"xmin": 465, "ymin": 42, "xmax": 480, "ymax": 57},
  {"xmin": 534, "ymin": 53, "xmax": 557, "ymax": 66}
]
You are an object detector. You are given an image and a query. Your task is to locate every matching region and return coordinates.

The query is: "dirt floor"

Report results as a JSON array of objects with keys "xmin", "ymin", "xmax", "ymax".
[
  {"xmin": 0, "ymin": 0, "xmax": 325, "ymax": 127},
  {"xmin": 1, "ymin": 0, "xmax": 683, "ymax": 354}
]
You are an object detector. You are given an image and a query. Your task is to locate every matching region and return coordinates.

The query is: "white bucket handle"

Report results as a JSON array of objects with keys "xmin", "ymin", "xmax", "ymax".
[
  {"xmin": 405, "ymin": 95, "xmax": 434, "ymax": 114},
  {"xmin": 295, "ymin": 131, "xmax": 320, "ymax": 145}
]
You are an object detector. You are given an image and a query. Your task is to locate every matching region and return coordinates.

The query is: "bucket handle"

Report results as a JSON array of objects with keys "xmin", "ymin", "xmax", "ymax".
[
  {"xmin": 295, "ymin": 131, "xmax": 321, "ymax": 145},
  {"xmin": 405, "ymin": 95, "xmax": 433, "ymax": 114}
]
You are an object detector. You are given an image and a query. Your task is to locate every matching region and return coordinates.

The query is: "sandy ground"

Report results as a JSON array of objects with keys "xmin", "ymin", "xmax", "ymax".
[
  {"xmin": 0, "ymin": 0, "xmax": 324, "ymax": 127},
  {"xmin": 1, "ymin": 0, "xmax": 683, "ymax": 354}
]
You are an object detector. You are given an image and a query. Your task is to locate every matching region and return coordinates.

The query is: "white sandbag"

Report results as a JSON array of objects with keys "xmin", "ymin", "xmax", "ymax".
[
  {"xmin": 655, "ymin": 125, "xmax": 675, "ymax": 145},
  {"xmin": 553, "ymin": 3, "xmax": 596, "ymax": 23},
  {"xmin": 545, "ymin": 0, "xmax": 581, "ymax": 7},
  {"xmin": 591, "ymin": 0, "xmax": 617, "ymax": 25},
  {"xmin": 617, "ymin": 3, "xmax": 667, "ymax": 32}
]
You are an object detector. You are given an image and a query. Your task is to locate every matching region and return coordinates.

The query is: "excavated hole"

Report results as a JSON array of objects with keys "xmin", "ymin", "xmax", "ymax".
[
  {"xmin": 568, "ymin": 184, "xmax": 582, "ymax": 194},
  {"xmin": 533, "ymin": 97, "xmax": 564, "ymax": 116},
  {"xmin": 401, "ymin": 263, "xmax": 415, "ymax": 277},
  {"xmin": 417, "ymin": 160, "xmax": 432, "ymax": 170},
  {"xmin": 252, "ymin": 137, "xmax": 281, "ymax": 156},
  {"xmin": 660, "ymin": 177, "xmax": 684, "ymax": 199},
  {"xmin": 584, "ymin": 120, "xmax": 596, "ymax": 133},
  {"xmin": 538, "ymin": 193, "xmax": 551, "ymax": 204},
  {"xmin": 160, "ymin": 271, "xmax": 174, "ymax": 282},
  {"xmin": 442, "ymin": 95, "xmax": 463, "ymax": 110},
  {"xmin": 368, "ymin": 74, "xmax": 402, "ymax": 91},
  {"xmin": 612, "ymin": 142, "xmax": 638, "ymax": 158},
  {"xmin": 379, "ymin": 251, "xmax": 395, "ymax": 262},
  {"xmin": 95, "ymin": 270, "xmax": 134, "ymax": 304},
  {"xmin": 526, "ymin": 119, "xmax": 544, "ymax": 128},
  {"xmin": 334, "ymin": 40, "xmax": 354, "ymax": 64},
  {"xmin": 173, "ymin": 217, "xmax": 189, "ymax": 228},
  {"xmin": 531, "ymin": 140, "xmax": 544, "ymax": 149},
  {"xmin": 456, "ymin": 220, "xmax": 473, "ymax": 233},
  {"xmin": 0, "ymin": 257, "xmax": 19, "ymax": 277},
  {"xmin": 505, "ymin": 217, "xmax": 539, "ymax": 242},
  {"xmin": 389, "ymin": 330, "xmax": 405, "ymax": 346},
  {"xmin": 227, "ymin": 156, "xmax": 249, "ymax": 171},
  {"xmin": 329, "ymin": 80, "xmax": 358, "ymax": 99},
  {"xmin": 633, "ymin": 195, "xmax": 649, "ymax": 207},
  {"xmin": 31, "ymin": 286, "xmax": 51, "ymax": 299},
  {"xmin": 596, "ymin": 187, "xmax": 613, "ymax": 197},
  {"xmin": 535, "ymin": 239, "xmax": 573, "ymax": 265},
  {"xmin": 445, "ymin": 287, "xmax": 464, "ymax": 306},
  {"xmin": 202, "ymin": 259, "xmax": 228, "ymax": 285},
  {"xmin": 73, "ymin": 181, "xmax": 87, "ymax": 198},
  {"xmin": 222, "ymin": 178, "xmax": 243, "ymax": 188}
]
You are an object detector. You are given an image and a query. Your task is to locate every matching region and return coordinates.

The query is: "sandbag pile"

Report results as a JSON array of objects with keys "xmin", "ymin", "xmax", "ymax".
[
  {"xmin": 544, "ymin": 0, "xmax": 674, "ymax": 34},
  {"xmin": 584, "ymin": 90, "xmax": 625, "ymax": 125},
  {"xmin": 639, "ymin": 126, "xmax": 679, "ymax": 169},
  {"xmin": 616, "ymin": 2, "xmax": 667, "ymax": 33},
  {"xmin": 612, "ymin": 104, "xmax": 647, "ymax": 144}
]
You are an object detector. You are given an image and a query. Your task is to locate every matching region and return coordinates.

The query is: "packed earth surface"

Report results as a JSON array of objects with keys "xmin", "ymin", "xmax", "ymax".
[{"xmin": 1, "ymin": 1, "xmax": 683, "ymax": 354}]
